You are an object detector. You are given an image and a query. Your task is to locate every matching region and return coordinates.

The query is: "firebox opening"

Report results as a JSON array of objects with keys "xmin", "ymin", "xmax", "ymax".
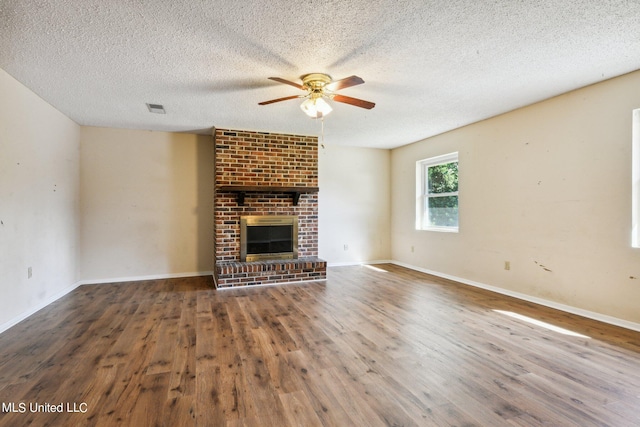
[{"xmin": 240, "ymin": 216, "xmax": 298, "ymax": 262}]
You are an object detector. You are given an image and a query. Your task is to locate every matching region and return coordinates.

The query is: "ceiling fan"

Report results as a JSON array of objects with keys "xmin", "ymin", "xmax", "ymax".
[{"xmin": 259, "ymin": 73, "xmax": 375, "ymax": 118}]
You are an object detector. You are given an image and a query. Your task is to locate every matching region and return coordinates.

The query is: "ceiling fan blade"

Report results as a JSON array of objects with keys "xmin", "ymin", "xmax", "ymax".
[
  {"xmin": 325, "ymin": 75, "xmax": 364, "ymax": 91},
  {"xmin": 258, "ymin": 95, "xmax": 302, "ymax": 105},
  {"xmin": 332, "ymin": 94, "xmax": 375, "ymax": 109},
  {"xmin": 268, "ymin": 77, "xmax": 304, "ymax": 90}
]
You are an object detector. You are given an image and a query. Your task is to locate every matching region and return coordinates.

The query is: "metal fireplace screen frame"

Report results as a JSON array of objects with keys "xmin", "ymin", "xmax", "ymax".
[{"xmin": 240, "ymin": 215, "xmax": 298, "ymax": 262}]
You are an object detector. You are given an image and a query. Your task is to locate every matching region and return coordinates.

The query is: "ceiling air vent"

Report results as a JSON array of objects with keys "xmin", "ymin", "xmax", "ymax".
[{"xmin": 146, "ymin": 103, "xmax": 166, "ymax": 114}]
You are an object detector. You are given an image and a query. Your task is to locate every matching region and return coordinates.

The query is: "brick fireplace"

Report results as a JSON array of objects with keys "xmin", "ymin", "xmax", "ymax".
[{"xmin": 213, "ymin": 128, "xmax": 327, "ymax": 288}]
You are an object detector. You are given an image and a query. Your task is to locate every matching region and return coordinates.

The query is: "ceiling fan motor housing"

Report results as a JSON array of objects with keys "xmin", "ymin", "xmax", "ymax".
[{"xmin": 301, "ymin": 73, "xmax": 332, "ymax": 95}]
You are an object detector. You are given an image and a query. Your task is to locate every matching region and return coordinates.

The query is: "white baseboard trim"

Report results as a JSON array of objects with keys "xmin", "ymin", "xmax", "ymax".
[
  {"xmin": 78, "ymin": 271, "xmax": 215, "ymax": 286},
  {"xmin": 0, "ymin": 280, "xmax": 82, "ymax": 335},
  {"xmin": 391, "ymin": 261, "xmax": 640, "ymax": 333},
  {"xmin": 327, "ymin": 259, "xmax": 393, "ymax": 267}
]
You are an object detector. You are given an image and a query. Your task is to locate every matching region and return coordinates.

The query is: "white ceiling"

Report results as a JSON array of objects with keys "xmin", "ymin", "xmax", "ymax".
[{"xmin": 2, "ymin": 1, "xmax": 640, "ymax": 149}]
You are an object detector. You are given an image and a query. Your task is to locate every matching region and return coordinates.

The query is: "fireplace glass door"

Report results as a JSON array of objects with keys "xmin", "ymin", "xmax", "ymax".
[{"xmin": 240, "ymin": 216, "xmax": 298, "ymax": 262}]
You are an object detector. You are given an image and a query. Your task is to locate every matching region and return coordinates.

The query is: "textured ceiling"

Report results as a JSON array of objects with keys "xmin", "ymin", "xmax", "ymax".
[{"xmin": 2, "ymin": 1, "xmax": 640, "ymax": 148}]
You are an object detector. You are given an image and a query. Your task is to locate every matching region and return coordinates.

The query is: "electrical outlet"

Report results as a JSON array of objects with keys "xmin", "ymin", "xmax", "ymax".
[
  {"xmin": 28, "ymin": 267, "xmax": 32, "ymax": 278},
  {"xmin": 411, "ymin": 246, "xmax": 414, "ymax": 252},
  {"xmin": 343, "ymin": 244, "xmax": 349, "ymax": 251},
  {"xmin": 504, "ymin": 261, "xmax": 511, "ymax": 271}
]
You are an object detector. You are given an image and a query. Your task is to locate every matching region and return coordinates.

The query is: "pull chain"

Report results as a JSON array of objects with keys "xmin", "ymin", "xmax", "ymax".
[{"xmin": 319, "ymin": 115, "xmax": 325, "ymax": 149}]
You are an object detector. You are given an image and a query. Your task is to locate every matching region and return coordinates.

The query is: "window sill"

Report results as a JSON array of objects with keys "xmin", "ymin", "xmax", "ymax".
[{"xmin": 418, "ymin": 226, "xmax": 459, "ymax": 233}]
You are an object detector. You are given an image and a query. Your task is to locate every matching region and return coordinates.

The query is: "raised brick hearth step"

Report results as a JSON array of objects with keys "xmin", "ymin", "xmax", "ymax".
[{"xmin": 215, "ymin": 257, "xmax": 327, "ymax": 288}]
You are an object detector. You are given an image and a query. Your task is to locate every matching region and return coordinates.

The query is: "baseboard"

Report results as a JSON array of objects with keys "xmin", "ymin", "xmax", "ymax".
[
  {"xmin": 0, "ymin": 280, "xmax": 82, "ymax": 335},
  {"xmin": 327, "ymin": 259, "xmax": 393, "ymax": 267},
  {"xmin": 78, "ymin": 271, "xmax": 215, "ymax": 286},
  {"xmin": 391, "ymin": 261, "xmax": 640, "ymax": 333}
]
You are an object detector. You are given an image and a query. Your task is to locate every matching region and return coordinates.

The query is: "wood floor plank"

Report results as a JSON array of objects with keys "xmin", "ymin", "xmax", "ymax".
[
  {"xmin": 161, "ymin": 396, "xmax": 196, "ymax": 427},
  {"xmin": 251, "ymin": 327, "xmax": 299, "ymax": 394},
  {"xmin": 279, "ymin": 390, "xmax": 324, "ymax": 427},
  {"xmin": 285, "ymin": 368, "xmax": 357, "ymax": 427},
  {"xmin": 322, "ymin": 367, "xmax": 388, "ymax": 427},
  {"xmin": 210, "ymin": 298, "xmax": 254, "ymax": 423},
  {"xmin": 1, "ymin": 267, "xmax": 639, "ymax": 426},
  {"xmin": 122, "ymin": 372, "xmax": 170, "ymax": 427},
  {"xmin": 167, "ymin": 292, "xmax": 197, "ymax": 399},
  {"xmin": 195, "ymin": 303, "xmax": 230, "ymax": 425},
  {"xmin": 225, "ymin": 297, "xmax": 290, "ymax": 426}
]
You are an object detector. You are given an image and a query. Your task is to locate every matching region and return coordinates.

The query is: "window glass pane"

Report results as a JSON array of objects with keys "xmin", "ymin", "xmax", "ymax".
[
  {"xmin": 416, "ymin": 152, "xmax": 459, "ymax": 231},
  {"xmin": 428, "ymin": 196, "xmax": 458, "ymax": 227},
  {"xmin": 427, "ymin": 162, "xmax": 458, "ymax": 194}
]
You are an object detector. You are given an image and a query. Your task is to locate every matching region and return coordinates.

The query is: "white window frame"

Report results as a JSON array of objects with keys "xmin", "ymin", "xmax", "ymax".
[
  {"xmin": 632, "ymin": 109, "xmax": 640, "ymax": 248},
  {"xmin": 416, "ymin": 152, "xmax": 459, "ymax": 232}
]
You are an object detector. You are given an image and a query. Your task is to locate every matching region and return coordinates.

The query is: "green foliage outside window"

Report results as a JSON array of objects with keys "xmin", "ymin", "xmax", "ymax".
[
  {"xmin": 428, "ymin": 162, "xmax": 458, "ymax": 193},
  {"xmin": 426, "ymin": 162, "xmax": 458, "ymax": 227}
]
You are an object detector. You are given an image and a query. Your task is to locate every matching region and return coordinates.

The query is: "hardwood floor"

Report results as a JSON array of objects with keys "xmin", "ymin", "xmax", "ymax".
[{"xmin": 1, "ymin": 264, "xmax": 639, "ymax": 426}]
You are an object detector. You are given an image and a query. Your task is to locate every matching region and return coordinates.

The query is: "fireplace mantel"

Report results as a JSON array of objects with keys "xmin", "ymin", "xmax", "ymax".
[{"xmin": 218, "ymin": 185, "xmax": 319, "ymax": 206}]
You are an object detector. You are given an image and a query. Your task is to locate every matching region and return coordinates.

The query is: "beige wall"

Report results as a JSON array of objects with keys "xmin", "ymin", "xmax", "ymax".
[
  {"xmin": 391, "ymin": 70, "xmax": 640, "ymax": 324},
  {"xmin": 0, "ymin": 69, "xmax": 81, "ymax": 330},
  {"xmin": 80, "ymin": 127, "xmax": 214, "ymax": 281},
  {"xmin": 319, "ymin": 144, "xmax": 391, "ymax": 264}
]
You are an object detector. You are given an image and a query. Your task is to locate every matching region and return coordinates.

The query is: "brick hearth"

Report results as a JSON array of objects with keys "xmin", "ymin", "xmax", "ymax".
[
  {"xmin": 213, "ymin": 128, "xmax": 326, "ymax": 288},
  {"xmin": 216, "ymin": 257, "xmax": 327, "ymax": 287}
]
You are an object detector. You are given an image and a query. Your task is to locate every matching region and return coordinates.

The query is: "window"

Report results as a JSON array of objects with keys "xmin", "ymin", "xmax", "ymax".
[
  {"xmin": 633, "ymin": 109, "xmax": 640, "ymax": 248},
  {"xmin": 416, "ymin": 152, "xmax": 459, "ymax": 232}
]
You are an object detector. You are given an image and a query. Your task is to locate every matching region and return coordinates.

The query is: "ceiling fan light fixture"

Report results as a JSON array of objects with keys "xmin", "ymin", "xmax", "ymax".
[
  {"xmin": 260, "ymin": 73, "xmax": 374, "ymax": 116},
  {"xmin": 300, "ymin": 97, "xmax": 332, "ymax": 118}
]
